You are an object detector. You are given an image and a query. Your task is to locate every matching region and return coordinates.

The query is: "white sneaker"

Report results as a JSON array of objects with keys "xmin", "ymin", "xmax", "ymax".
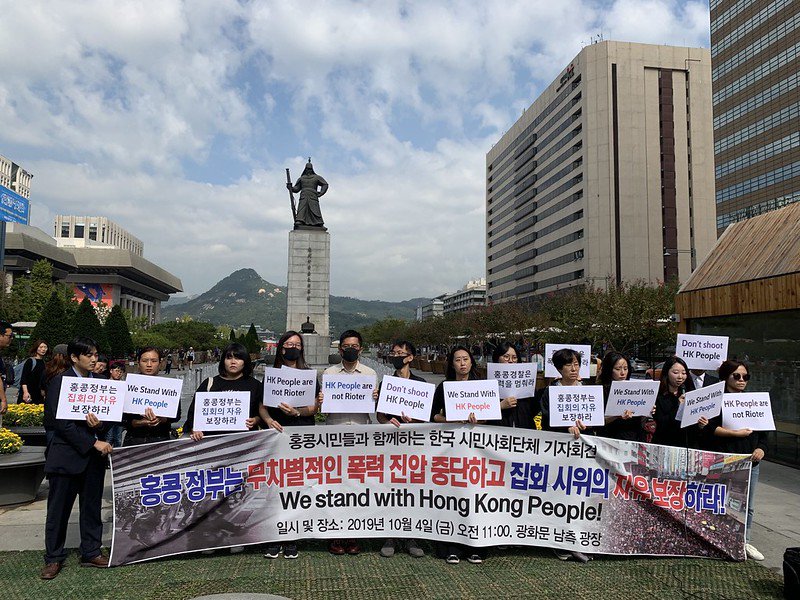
[{"xmin": 745, "ymin": 543, "xmax": 764, "ymax": 561}]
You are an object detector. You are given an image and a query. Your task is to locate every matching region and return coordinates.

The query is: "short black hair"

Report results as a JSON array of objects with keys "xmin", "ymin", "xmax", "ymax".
[
  {"xmin": 339, "ymin": 329, "xmax": 362, "ymax": 346},
  {"xmin": 552, "ymin": 348, "xmax": 582, "ymax": 371},
  {"xmin": 68, "ymin": 337, "xmax": 98, "ymax": 360},
  {"xmin": 137, "ymin": 347, "xmax": 163, "ymax": 361},
  {"xmin": 96, "ymin": 353, "xmax": 109, "ymax": 365},
  {"xmin": 0, "ymin": 321, "xmax": 12, "ymax": 333},
  {"xmin": 491, "ymin": 342, "xmax": 517, "ymax": 363},
  {"xmin": 219, "ymin": 342, "xmax": 253, "ymax": 377},
  {"xmin": 391, "ymin": 340, "xmax": 416, "ymax": 357}
]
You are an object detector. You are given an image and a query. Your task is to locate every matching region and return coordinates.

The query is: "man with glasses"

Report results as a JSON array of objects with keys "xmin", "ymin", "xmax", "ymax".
[{"xmin": 0, "ymin": 321, "xmax": 12, "ymax": 418}]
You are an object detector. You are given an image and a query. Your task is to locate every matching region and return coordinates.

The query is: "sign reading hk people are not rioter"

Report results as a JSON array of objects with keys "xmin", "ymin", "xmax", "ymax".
[
  {"xmin": 722, "ymin": 393, "xmax": 775, "ymax": 431},
  {"xmin": 263, "ymin": 366, "xmax": 317, "ymax": 408},
  {"xmin": 56, "ymin": 376, "xmax": 126, "ymax": 421},
  {"xmin": 322, "ymin": 374, "xmax": 376, "ymax": 413}
]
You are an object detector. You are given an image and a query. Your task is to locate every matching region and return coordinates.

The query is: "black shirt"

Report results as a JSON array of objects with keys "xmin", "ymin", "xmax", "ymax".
[
  {"xmin": 184, "ymin": 375, "xmax": 263, "ymax": 436},
  {"xmin": 376, "ymin": 371, "xmax": 426, "ymax": 423}
]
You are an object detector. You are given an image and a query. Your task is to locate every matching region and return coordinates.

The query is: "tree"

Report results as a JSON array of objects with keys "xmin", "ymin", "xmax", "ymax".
[
  {"xmin": 229, "ymin": 329, "xmax": 237, "ymax": 342},
  {"xmin": 29, "ymin": 291, "xmax": 71, "ymax": 349},
  {"xmin": 1, "ymin": 259, "xmax": 75, "ymax": 325},
  {"xmin": 104, "ymin": 305, "xmax": 134, "ymax": 358},
  {"xmin": 243, "ymin": 323, "xmax": 261, "ymax": 354},
  {"xmin": 71, "ymin": 297, "xmax": 109, "ymax": 352}
]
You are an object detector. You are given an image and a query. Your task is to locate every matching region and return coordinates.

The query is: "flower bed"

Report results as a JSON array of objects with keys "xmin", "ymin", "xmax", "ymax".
[
  {"xmin": 0, "ymin": 428, "xmax": 23, "ymax": 454},
  {"xmin": 4, "ymin": 403, "xmax": 44, "ymax": 427}
]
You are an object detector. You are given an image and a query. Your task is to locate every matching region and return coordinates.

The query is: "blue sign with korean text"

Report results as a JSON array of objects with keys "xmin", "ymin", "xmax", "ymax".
[{"xmin": 0, "ymin": 184, "xmax": 30, "ymax": 224}]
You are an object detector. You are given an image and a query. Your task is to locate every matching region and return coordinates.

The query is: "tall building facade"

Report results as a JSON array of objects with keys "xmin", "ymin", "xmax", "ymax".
[
  {"xmin": 0, "ymin": 154, "xmax": 33, "ymax": 199},
  {"xmin": 486, "ymin": 41, "xmax": 717, "ymax": 303},
  {"xmin": 711, "ymin": 0, "xmax": 800, "ymax": 233},
  {"xmin": 54, "ymin": 215, "xmax": 144, "ymax": 256}
]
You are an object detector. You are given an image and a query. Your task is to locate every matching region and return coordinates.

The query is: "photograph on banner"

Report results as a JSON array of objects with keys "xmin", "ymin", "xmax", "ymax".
[
  {"xmin": 376, "ymin": 375, "xmax": 435, "ymax": 422},
  {"xmin": 722, "ymin": 393, "xmax": 775, "ymax": 431},
  {"xmin": 680, "ymin": 381, "xmax": 725, "ymax": 428},
  {"xmin": 605, "ymin": 380, "xmax": 660, "ymax": 417},
  {"xmin": 443, "ymin": 380, "xmax": 501, "ymax": 421},
  {"xmin": 544, "ymin": 344, "xmax": 591, "ymax": 379},
  {"xmin": 487, "ymin": 362, "xmax": 537, "ymax": 399},
  {"xmin": 675, "ymin": 333, "xmax": 729, "ymax": 371},
  {"xmin": 192, "ymin": 392, "xmax": 251, "ymax": 431},
  {"xmin": 123, "ymin": 374, "xmax": 182, "ymax": 418},
  {"xmin": 321, "ymin": 374, "xmax": 376, "ymax": 414},
  {"xmin": 263, "ymin": 366, "xmax": 317, "ymax": 408},
  {"xmin": 55, "ymin": 376, "xmax": 126, "ymax": 421},
  {"xmin": 549, "ymin": 385, "xmax": 604, "ymax": 427}
]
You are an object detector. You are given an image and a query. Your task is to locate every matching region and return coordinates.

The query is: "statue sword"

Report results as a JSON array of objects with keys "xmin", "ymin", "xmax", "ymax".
[{"xmin": 286, "ymin": 168, "xmax": 297, "ymax": 223}]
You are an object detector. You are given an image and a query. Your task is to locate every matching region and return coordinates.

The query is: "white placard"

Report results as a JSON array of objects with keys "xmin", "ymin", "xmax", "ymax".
[
  {"xmin": 55, "ymin": 376, "xmax": 126, "ymax": 422},
  {"xmin": 605, "ymin": 380, "xmax": 660, "ymax": 417},
  {"xmin": 263, "ymin": 366, "xmax": 317, "ymax": 408},
  {"xmin": 487, "ymin": 363, "xmax": 537, "ymax": 399},
  {"xmin": 376, "ymin": 375, "xmax": 435, "ymax": 422},
  {"xmin": 443, "ymin": 380, "xmax": 501, "ymax": 421},
  {"xmin": 123, "ymin": 374, "xmax": 182, "ymax": 418},
  {"xmin": 544, "ymin": 344, "xmax": 592, "ymax": 379},
  {"xmin": 192, "ymin": 392, "xmax": 250, "ymax": 431},
  {"xmin": 680, "ymin": 381, "xmax": 725, "ymax": 428},
  {"xmin": 322, "ymin": 374, "xmax": 377, "ymax": 414},
  {"xmin": 675, "ymin": 334, "xmax": 729, "ymax": 371},
  {"xmin": 548, "ymin": 385, "xmax": 605, "ymax": 428},
  {"xmin": 722, "ymin": 393, "xmax": 775, "ymax": 431}
]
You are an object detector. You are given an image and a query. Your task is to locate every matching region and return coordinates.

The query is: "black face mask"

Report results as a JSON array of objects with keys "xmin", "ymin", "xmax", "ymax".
[
  {"xmin": 391, "ymin": 356, "xmax": 408, "ymax": 370},
  {"xmin": 283, "ymin": 347, "xmax": 301, "ymax": 362},
  {"xmin": 341, "ymin": 347, "xmax": 359, "ymax": 363}
]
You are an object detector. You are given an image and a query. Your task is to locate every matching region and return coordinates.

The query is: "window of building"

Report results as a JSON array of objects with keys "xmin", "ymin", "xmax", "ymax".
[
  {"xmin": 61, "ymin": 222, "xmax": 69, "ymax": 237},
  {"xmin": 74, "ymin": 223, "xmax": 85, "ymax": 238},
  {"xmin": 88, "ymin": 225, "xmax": 97, "ymax": 241}
]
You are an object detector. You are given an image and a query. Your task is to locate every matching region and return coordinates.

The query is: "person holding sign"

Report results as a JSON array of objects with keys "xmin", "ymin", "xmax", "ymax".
[
  {"xmin": 652, "ymin": 356, "xmax": 708, "ymax": 448},
  {"xmin": 122, "ymin": 348, "xmax": 181, "ymax": 446},
  {"xmin": 708, "ymin": 360, "xmax": 767, "ymax": 561},
  {"xmin": 598, "ymin": 352, "xmax": 641, "ymax": 441},
  {"xmin": 540, "ymin": 348, "xmax": 594, "ymax": 439},
  {"xmin": 490, "ymin": 342, "xmax": 539, "ymax": 429}
]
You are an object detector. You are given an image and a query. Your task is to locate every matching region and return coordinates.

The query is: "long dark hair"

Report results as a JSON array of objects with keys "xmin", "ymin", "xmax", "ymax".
[
  {"xmin": 658, "ymin": 356, "xmax": 689, "ymax": 396},
  {"xmin": 491, "ymin": 341, "xmax": 518, "ymax": 363},
  {"xmin": 445, "ymin": 345, "xmax": 479, "ymax": 381},
  {"xmin": 598, "ymin": 351, "xmax": 631, "ymax": 388},
  {"xmin": 273, "ymin": 331, "xmax": 309, "ymax": 370},
  {"xmin": 219, "ymin": 342, "xmax": 253, "ymax": 378},
  {"xmin": 28, "ymin": 339, "xmax": 48, "ymax": 358},
  {"xmin": 719, "ymin": 359, "xmax": 749, "ymax": 391},
  {"xmin": 44, "ymin": 353, "xmax": 71, "ymax": 384}
]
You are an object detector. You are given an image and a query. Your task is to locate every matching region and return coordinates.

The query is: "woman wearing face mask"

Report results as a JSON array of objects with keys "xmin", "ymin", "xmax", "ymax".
[
  {"xmin": 598, "ymin": 352, "xmax": 642, "ymax": 441},
  {"xmin": 122, "ymin": 348, "xmax": 181, "ymax": 446},
  {"xmin": 19, "ymin": 339, "xmax": 48, "ymax": 403},
  {"xmin": 707, "ymin": 360, "xmax": 766, "ymax": 561},
  {"xmin": 652, "ymin": 356, "xmax": 708, "ymax": 448},
  {"xmin": 491, "ymin": 342, "xmax": 539, "ymax": 429},
  {"xmin": 376, "ymin": 339, "xmax": 426, "ymax": 428}
]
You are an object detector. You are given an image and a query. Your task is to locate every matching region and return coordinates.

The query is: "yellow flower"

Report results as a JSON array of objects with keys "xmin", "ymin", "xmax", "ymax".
[{"xmin": 0, "ymin": 428, "xmax": 24, "ymax": 454}]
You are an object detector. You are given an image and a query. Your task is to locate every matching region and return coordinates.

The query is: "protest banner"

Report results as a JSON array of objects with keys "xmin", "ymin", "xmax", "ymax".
[
  {"xmin": 549, "ymin": 385, "xmax": 605, "ymax": 427},
  {"xmin": 192, "ymin": 392, "xmax": 250, "ymax": 431},
  {"xmin": 443, "ymin": 380, "xmax": 501, "ymax": 421},
  {"xmin": 722, "ymin": 393, "xmax": 775, "ymax": 431},
  {"xmin": 56, "ymin": 376, "xmax": 126, "ymax": 421},
  {"xmin": 263, "ymin": 366, "xmax": 317, "ymax": 408},
  {"xmin": 123, "ymin": 374, "xmax": 182, "ymax": 418},
  {"xmin": 322, "ymin": 374, "xmax": 376, "ymax": 413},
  {"xmin": 109, "ymin": 424, "xmax": 751, "ymax": 566},
  {"xmin": 544, "ymin": 344, "xmax": 591, "ymax": 379},
  {"xmin": 676, "ymin": 334, "xmax": 729, "ymax": 371},
  {"xmin": 487, "ymin": 363, "xmax": 537, "ymax": 399},
  {"xmin": 680, "ymin": 381, "xmax": 725, "ymax": 428},
  {"xmin": 605, "ymin": 381, "xmax": 660, "ymax": 417},
  {"xmin": 376, "ymin": 375, "xmax": 435, "ymax": 422}
]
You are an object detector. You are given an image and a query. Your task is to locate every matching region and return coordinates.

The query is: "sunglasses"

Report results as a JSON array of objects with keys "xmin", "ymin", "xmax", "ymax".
[{"xmin": 731, "ymin": 373, "xmax": 750, "ymax": 381}]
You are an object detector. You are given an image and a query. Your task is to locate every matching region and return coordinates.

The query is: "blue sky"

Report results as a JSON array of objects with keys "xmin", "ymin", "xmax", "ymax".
[{"xmin": 0, "ymin": 0, "xmax": 711, "ymax": 301}]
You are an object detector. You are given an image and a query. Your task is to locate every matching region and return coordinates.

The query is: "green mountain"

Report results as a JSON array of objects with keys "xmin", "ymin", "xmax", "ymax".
[{"xmin": 161, "ymin": 268, "xmax": 423, "ymax": 334}]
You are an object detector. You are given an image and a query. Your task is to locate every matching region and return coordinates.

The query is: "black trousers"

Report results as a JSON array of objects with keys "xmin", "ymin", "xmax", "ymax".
[{"xmin": 44, "ymin": 459, "xmax": 106, "ymax": 564}]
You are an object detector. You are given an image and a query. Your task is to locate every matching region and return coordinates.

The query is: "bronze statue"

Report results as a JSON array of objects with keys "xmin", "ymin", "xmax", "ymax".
[{"xmin": 286, "ymin": 158, "xmax": 328, "ymax": 229}]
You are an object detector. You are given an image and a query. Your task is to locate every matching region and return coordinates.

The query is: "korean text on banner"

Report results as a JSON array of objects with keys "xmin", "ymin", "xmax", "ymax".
[
  {"xmin": 123, "ymin": 374, "xmax": 182, "ymax": 418},
  {"xmin": 487, "ymin": 363, "xmax": 537, "ymax": 399},
  {"xmin": 443, "ymin": 380, "xmax": 501, "ymax": 421},
  {"xmin": 193, "ymin": 392, "xmax": 250, "ymax": 431},
  {"xmin": 56, "ymin": 376, "xmax": 126, "ymax": 421},
  {"xmin": 605, "ymin": 381, "xmax": 660, "ymax": 417},
  {"xmin": 263, "ymin": 366, "xmax": 317, "ymax": 408},
  {"xmin": 544, "ymin": 344, "xmax": 591, "ymax": 379},
  {"xmin": 322, "ymin": 374, "xmax": 376, "ymax": 414},
  {"xmin": 722, "ymin": 393, "xmax": 775, "ymax": 431},
  {"xmin": 681, "ymin": 381, "xmax": 725, "ymax": 428},
  {"xmin": 676, "ymin": 334, "xmax": 729, "ymax": 371},
  {"xmin": 376, "ymin": 375, "xmax": 435, "ymax": 422},
  {"xmin": 549, "ymin": 385, "xmax": 604, "ymax": 427}
]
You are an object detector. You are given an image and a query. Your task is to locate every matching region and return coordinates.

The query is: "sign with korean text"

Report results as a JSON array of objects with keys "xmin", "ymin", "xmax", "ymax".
[
  {"xmin": 605, "ymin": 381, "xmax": 660, "ymax": 417},
  {"xmin": 676, "ymin": 334, "xmax": 729, "ymax": 371},
  {"xmin": 192, "ymin": 392, "xmax": 250, "ymax": 431},
  {"xmin": 549, "ymin": 385, "xmax": 604, "ymax": 427},
  {"xmin": 56, "ymin": 376, "xmax": 125, "ymax": 421},
  {"xmin": 322, "ymin": 374, "xmax": 376, "ymax": 414},
  {"xmin": 544, "ymin": 344, "xmax": 591, "ymax": 379},
  {"xmin": 443, "ymin": 380, "xmax": 501, "ymax": 421},
  {"xmin": 487, "ymin": 363, "xmax": 537, "ymax": 399},
  {"xmin": 0, "ymin": 184, "xmax": 30, "ymax": 224},
  {"xmin": 680, "ymin": 381, "xmax": 725, "ymax": 428},
  {"xmin": 376, "ymin": 375, "xmax": 435, "ymax": 422},
  {"xmin": 263, "ymin": 367, "xmax": 317, "ymax": 408},
  {"xmin": 123, "ymin": 374, "xmax": 182, "ymax": 418},
  {"xmin": 722, "ymin": 393, "xmax": 775, "ymax": 431}
]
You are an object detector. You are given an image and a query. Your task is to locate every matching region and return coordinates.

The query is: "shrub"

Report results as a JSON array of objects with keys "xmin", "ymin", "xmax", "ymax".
[
  {"xmin": 4, "ymin": 404, "xmax": 45, "ymax": 427},
  {"xmin": 0, "ymin": 428, "xmax": 23, "ymax": 454}
]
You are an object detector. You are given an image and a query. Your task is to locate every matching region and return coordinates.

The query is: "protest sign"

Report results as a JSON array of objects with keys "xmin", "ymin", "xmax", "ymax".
[
  {"xmin": 676, "ymin": 334, "xmax": 729, "ymax": 371},
  {"xmin": 548, "ymin": 385, "xmax": 605, "ymax": 427},
  {"xmin": 263, "ymin": 366, "xmax": 317, "ymax": 408},
  {"xmin": 192, "ymin": 392, "xmax": 250, "ymax": 431},
  {"xmin": 544, "ymin": 344, "xmax": 591, "ymax": 379},
  {"xmin": 110, "ymin": 424, "xmax": 751, "ymax": 566},
  {"xmin": 56, "ymin": 376, "xmax": 126, "ymax": 421},
  {"xmin": 376, "ymin": 375, "xmax": 435, "ymax": 422},
  {"xmin": 680, "ymin": 381, "xmax": 725, "ymax": 428},
  {"xmin": 443, "ymin": 380, "xmax": 501, "ymax": 421},
  {"xmin": 123, "ymin": 374, "xmax": 182, "ymax": 418},
  {"xmin": 605, "ymin": 381, "xmax": 660, "ymax": 417},
  {"xmin": 722, "ymin": 393, "xmax": 775, "ymax": 431},
  {"xmin": 322, "ymin": 374, "xmax": 376, "ymax": 414},
  {"xmin": 487, "ymin": 363, "xmax": 537, "ymax": 399}
]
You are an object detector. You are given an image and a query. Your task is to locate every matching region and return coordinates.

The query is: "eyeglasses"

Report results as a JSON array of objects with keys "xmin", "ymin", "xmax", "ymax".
[
  {"xmin": 731, "ymin": 373, "xmax": 750, "ymax": 381},
  {"xmin": 283, "ymin": 343, "xmax": 302, "ymax": 349},
  {"xmin": 500, "ymin": 353, "xmax": 518, "ymax": 362},
  {"xmin": 341, "ymin": 344, "xmax": 361, "ymax": 350},
  {"xmin": 388, "ymin": 352, "xmax": 410, "ymax": 358}
]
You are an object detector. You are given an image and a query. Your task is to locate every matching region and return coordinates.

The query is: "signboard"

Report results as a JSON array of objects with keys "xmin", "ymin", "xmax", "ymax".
[
  {"xmin": 321, "ymin": 374, "xmax": 376, "ymax": 414},
  {"xmin": 263, "ymin": 366, "xmax": 317, "ymax": 408},
  {"xmin": 123, "ymin": 374, "xmax": 182, "ymax": 418},
  {"xmin": 721, "ymin": 393, "xmax": 775, "ymax": 431},
  {"xmin": 74, "ymin": 283, "xmax": 115, "ymax": 306},
  {"xmin": 605, "ymin": 381, "xmax": 660, "ymax": 417},
  {"xmin": 0, "ymin": 184, "xmax": 30, "ymax": 224},
  {"xmin": 442, "ymin": 380, "xmax": 501, "ymax": 421},
  {"xmin": 376, "ymin": 375, "xmax": 435, "ymax": 422},
  {"xmin": 487, "ymin": 363, "xmax": 537, "ymax": 399},
  {"xmin": 548, "ymin": 385, "xmax": 605, "ymax": 427},
  {"xmin": 544, "ymin": 344, "xmax": 591, "ymax": 379},
  {"xmin": 680, "ymin": 381, "xmax": 725, "ymax": 428},
  {"xmin": 675, "ymin": 334, "xmax": 729, "ymax": 371},
  {"xmin": 56, "ymin": 376, "xmax": 126, "ymax": 421},
  {"xmin": 192, "ymin": 392, "xmax": 250, "ymax": 431}
]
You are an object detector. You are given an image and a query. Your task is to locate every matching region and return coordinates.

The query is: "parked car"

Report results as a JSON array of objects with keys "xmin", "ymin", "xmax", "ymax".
[
  {"xmin": 630, "ymin": 358, "xmax": 649, "ymax": 373},
  {"xmin": 645, "ymin": 362, "xmax": 665, "ymax": 381}
]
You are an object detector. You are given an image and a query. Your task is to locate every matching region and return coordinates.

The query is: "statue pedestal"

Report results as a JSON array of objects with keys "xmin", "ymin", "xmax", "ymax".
[{"xmin": 286, "ymin": 229, "xmax": 331, "ymax": 366}]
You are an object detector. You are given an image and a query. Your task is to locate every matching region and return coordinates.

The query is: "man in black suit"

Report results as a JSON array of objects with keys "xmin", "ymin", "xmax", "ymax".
[
  {"xmin": 688, "ymin": 369, "xmax": 720, "ymax": 391},
  {"xmin": 41, "ymin": 337, "xmax": 113, "ymax": 580}
]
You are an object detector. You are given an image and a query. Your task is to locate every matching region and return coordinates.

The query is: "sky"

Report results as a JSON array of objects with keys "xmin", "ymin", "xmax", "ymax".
[{"xmin": 0, "ymin": 0, "xmax": 711, "ymax": 302}]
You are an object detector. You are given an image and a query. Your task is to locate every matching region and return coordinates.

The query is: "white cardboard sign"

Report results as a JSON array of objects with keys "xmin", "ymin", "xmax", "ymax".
[
  {"xmin": 56, "ymin": 376, "xmax": 126, "ymax": 422},
  {"xmin": 123, "ymin": 374, "xmax": 182, "ymax": 418},
  {"xmin": 263, "ymin": 366, "xmax": 317, "ymax": 408},
  {"xmin": 544, "ymin": 344, "xmax": 592, "ymax": 379},
  {"xmin": 548, "ymin": 385, "xmax": 605, "ymax": 428},
  {"xmin": 443, "ymin": 380, "xmax": 501, "ymax": 421},
  {"xmin": 680, "ymin": 381, "xmax": 725, "ymax": 428},
  {"xmin": 376, "ymin": 375, "xmax": 435, "ymax": 422},
  {"xmin": 487, "ymin": 363, "xmax": 537, "ymax": 399},
  {"xmin": 322, "ymin": 374, "xmax": 376, "ymax": 414},
  {"xmin": 605, "ymin": 380, "xmax": 660, "ymax": 417},
  {"xmin": 192, "ymin": 391, "xmax": 250, "ymax": 431},
  {"xmin": 675, "ymin": 334, "xmax": 729, "ymax": 371},
  {"xmin": 722, "ymin": 393, "xmax": 775, "ymax": 431}
]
